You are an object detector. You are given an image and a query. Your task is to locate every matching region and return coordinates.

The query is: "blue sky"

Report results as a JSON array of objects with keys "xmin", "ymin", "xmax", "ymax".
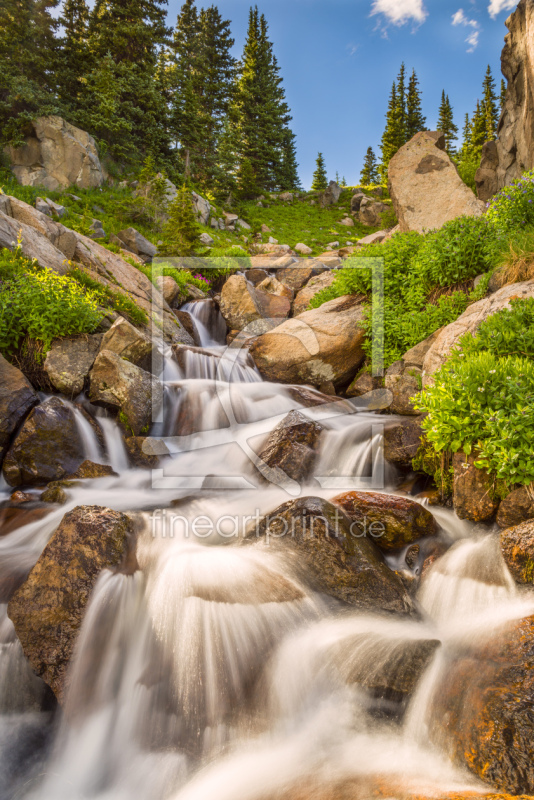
[{"xmin": 166, "ymin": 0, "xmax": 518, "ymax": 187}]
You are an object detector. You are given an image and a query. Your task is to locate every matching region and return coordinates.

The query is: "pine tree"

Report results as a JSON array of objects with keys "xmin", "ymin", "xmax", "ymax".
[
  {"xmin": 470, "ymin": 99, "xmax": 487, "ymax": 149},
  {"xmin": 379, "ymin": 82, "xmax": 402, "ymax": 182},
  {"xmin": 59, "ymin": 0, "xmax": 91, "ymax": 114},
  {"xmin": 360, "ymin": 147, "xmax": 379, "ymax": 185},
  {"xmin": 278, "ymin": 129, "xmax": 300, "ymax": 190},
  {"xmin": 0, "ymin": 0, "xmax": 60, "ymax": 145},
  {"xmin": 437, "ymin": 91, "xmax": 458, "ymax": 156},
  {"xmin": 311, "ymin": 152, "xmax": 328, "ymax": 191},
  {"xmin": 406, "ymin": 69, "xmax": 426, "ymax": 140},
  {"xmin": 396, "ymin": 62, "xmax": 407, "ymax": 146},
  {"xmin": 162, "ymin": 185, "xmax": 201, "ymax": 256},
  {"xmin": 500, "ymin": 78, "xmax": 507, "ymax": 112},
  {"xmin": 213, "ymin": 116, "xmax": 238, "ymax": 199},
  {"xmin": 481, "ymin": 65, "xmax": 499, "ymax": 141},
  {"xmin": 341, "ymin": 176, "xmax": 347, "ymax": 187}
]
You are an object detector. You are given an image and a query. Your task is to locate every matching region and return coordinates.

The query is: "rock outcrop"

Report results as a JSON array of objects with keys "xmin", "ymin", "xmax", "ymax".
[
  {"xmin": 43, "ymin": 334, "xmax": 102, "ymax": 396},
  {"xmin": 388, "ymin": 131, "xmax": 485, "ymax": 233},
  {"xmin": 5, "ymin": 116, "xmax": 105, "ymax": 190},
  {"xmin": 0, "ymin": 355, "xmax": 39, "ymax": 463},
  {"xmin": 0, "ymin": 210, "xmax": 69, "ymax": 274},
  {"xmin": 8, "ymin": 505, "xmax": 135, "ymax": 700}
]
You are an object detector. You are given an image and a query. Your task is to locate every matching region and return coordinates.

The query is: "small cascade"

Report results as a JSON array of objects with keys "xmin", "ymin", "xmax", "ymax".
[
  {"xmin": 97, "ymin": 417, "xmax": 130, "ymax": 473},
  {"xmin": 70, "ymin": 405, "xmax": 102, "ymax": 463},
  {"xmin": 181, "ymin": 299, "xmax": 227, "ymax": 347}
]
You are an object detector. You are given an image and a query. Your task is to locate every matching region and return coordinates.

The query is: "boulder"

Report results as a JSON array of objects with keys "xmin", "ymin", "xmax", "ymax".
[
  {"xmin": 236, "ymin": 218, "xmax": 251, "ymax": 230},
  {"xmin": 497, "ymin": 484, "xmax": 534, "ymax": 529},
  {"xmin": 99, "ymin": 316, "xmax": 153, "ymax": 368},
  {"xmin": 43, "ymin": 334, "xmax": 102, "ymax": 396},
  {"xmin": 340, "ymin": 216, "xmax": 354, "ymax": 227},
  {"xmin": 67, "ymin": 460, "xmax": 116, "ymax": 479},
  {"xmin": 0, "ymin": 195, "xmax": 12, "ymax": 216},
  {"xmin": 7, "ymin": 505, "xmax": 135, "ymax": 700},
  {"xmin": 402, "ymin": 329, "xmax": 442, "ymax": 369},
  {"xmin": 117, "ymin": 228, "xmax": 157, "ymax": 259},
  {"xmin": 249, "ymin": 496, "xmax": 413, "ymax": 613},
  {"xmin": 244, "ymin": 268, "xmax": 269, "ymax": 286},
  {"xmin": 332, "ymin": 491, "xmax": 439, "ymax": 552},
  {"xmin": 294, "ymin": 243, "xmax": 312, "ymax": 255},
  {"xmin": 350, "ymin": 192, "xmax": 366, "ymax": 212},
  {"xmin": 88, "ymin": 219, "xmax": 105, "ymax": 240},
  {"xmin": 383, "ymin": 417, "xmax": 425, "ymax": 470},
  {"xmin": 4, "ymin": 116, "xmax": 104, "ymax": 190},
  {"xmin": 0, "ymin": 210, "xmax": 68, "ymax": 274},
  {"xmin": 256, "ymin": 275, "xmax": 293, "ymax": 300},
  {"xmin": 199, "ymin": 232, "xmax": 214, "ymax": 246},
  {"xmin": 249, "ymin": 295, "xmax": 366, "ymax": 389},
  {"xmin": 2, "ymin": 397, "xmax": 85, "ymax": 487},
  {"xmin": 219, "ymin": 275, "xmax": 290, "ymax": 331},
  {"xmin": 257, "ymin": 410, "xmax": 324, "ymax": 483},
  {"xmin": 500, "ymin": 520, "xmax": 534, "ymax": 584},
  {"xmin": 346, "ymin": 371, "xmax": 383, "ymax": 398},
  {"xmin": 45, "ymin": 198, "xmax": 66, "ymax": 218},
  {"xmin": 89, "ymin": 350, "xmax": 163, "ymax": 436},
  {"xmin": 429, "ymin": 614, "xmax": 534, "ymax": 795},
  {"xmin": 261, "ymin": 224, "xmax": 272, "ymax": 233},
  {"xmin": 192, "ymin": 191, "xmax": 211, "ymax": 225},
  {"xmin": 475, "ymin": 140, "xmax": 500, "ymax": 202},
  {"xmin": 452, "ymin": 451, "xmax": 498, "ymax": 523},
  {"xmin": 320, "ymin": 181, "xmax": 342, "ymax": 207},
  {"xmin": 355, "ymin": 231, "xmax": 388, "ymax": 247},
  {"xmin": 124, "ymin": 436, "xmax": 160, "ymax": 469},
  {"xmin": 292, "ymin": 272, "xmax": 336, "ymax": 316},
  {"xmin": 423, "ymin": 279, "xmax": 534, "ymax": 385},
  {"xmin": 156, "ymin": 275, "xmax": 181, "ymax": 307},
  {"xmin": 8, "ymin": 196, "xmax": 77, "ymax": 259},
  {"xmin": 277, "ymin": 264, "xmax": 324, "ymax": 293},
  {"xmin": 0, "ymin": 355, "xmax": 39, "ymax": 462},
  {"xmin": 279, "ymin": 192, "xmax": 294, "ymax": 202},
  {"xmin": 388, "ymin": 131, "xmax": 485, "ymax": 233},
  {"xmin": 359, "ymin": 198, "xmax": 389, "ymax": 227},
  {"xmin": 384, "ymin": 372, "xmax": 421, "ymax": 415}
]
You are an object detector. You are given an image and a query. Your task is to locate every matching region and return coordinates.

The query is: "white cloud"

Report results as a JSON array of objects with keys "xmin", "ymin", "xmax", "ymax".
[
  {"xmin": 452, "ymin": 8, "xmax": 480, "ymax": 50},
  {"xmin": 370, "ymin": 0, "xmax": 427, "ymax": 26},
  {"xmin": 488, "ymin": 0, "xmax": 518, "ymax": 19}
]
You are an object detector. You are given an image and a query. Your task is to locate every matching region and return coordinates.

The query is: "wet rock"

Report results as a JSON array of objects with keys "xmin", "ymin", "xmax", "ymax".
[
  {"xmin": 0, "ymin": 505, "xmax": 52, "ymax": 538},
  {"xmin": 43, "ymin": 334, "xmax": 102, "ymax": 396},
  {"xmin": 388, "ymin": 131, "xmax": 485, "ymax": 234},
  {"xmin": 0, "ymin": 354, "xmax": 39, "ymax": 462},
  {"xmin": 258, "ymin": 411, "xmax": 324, "ymax": 483},
  {"xmin": 497, "ymin": 485, "xmax": 534, "ymax": 529},
  {"xmin": 249, "ymin": 496, "xmax": 413, "ymax": 614},
  {"xmin": 292, "ymin": 272, "xmax": 336, "ymax": 316},
  {"xmin": 332, "ymin": 491, "xmax": 439, "ymax": 552},
  {"xmin": 383, "ymin": 417, "xmax": 425, "ymax": 470},
  {"xmin": 124, "ymin": 436, "xmax": 160, "ymax": 469},
  {"xmin": 500, "ymin": 520, "xmax": 534, "ymax": 584},
  {"xmin": 346, "ymin": 371, "xmax": 383, "ymax": 398},
  {"xmin": 452, "ymin": 452, "xmax": 498, "ymax": 523},
  {"xmin": 429, "ymin": 614, "xmax": 534, "ymax": 795},
  {"xmin": 89, "ymin": 350, "xmax": 163, "ymax": 436},
  {"xmin": 2, "ymin": 397, "xmax": 84, "ymax": 487},
  {"xmin": 40, "ymin": 483, "xmax": 68, "ymax": 504},
  {"xmin": 8, "ymin": 505, "xmax": 135, "ymax": 700},
  {"xmin": 250, "ymin": 295, "xmax": 366, "ymax": 390},
  {"xmin": 67, "ymin": 460, "xmax": 117, "ymax": 479},
  {"xmin": 10, "ymin": 490, "xmax": 33, "ymax": 504},
  {"xmin": 174, "ymin": 310, "xmax": 201, "ymax": 345},
  {"xmin": 99, "ymin": 316, "xmax": 153, "ymax": 369}
]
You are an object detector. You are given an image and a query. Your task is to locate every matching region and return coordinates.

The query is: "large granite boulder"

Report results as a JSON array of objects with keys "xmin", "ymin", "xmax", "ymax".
[
  {"xmin": 8, "ymin": 505, "xmax": 135, "ymax": 700},
  {"xmin": 388, "ymin": 131, "xmax": 485, "ymax": 233},
  {"xmin": 2, "ymin": 397, "xmax": 85, "ymax": 486},
  {"xmin": 116, "ymin": 227, "xmax": 157, "ymax": 260},
  {"xmin": 4, "ymin": 116, "xmax": 104, "ymax": 190},
  {"xmin": 250, "ymin": 295, "xmax": 366, "ymax": 389},
  {"xmin": 43, "ymin": 334, "xmax": 102, "ymax": 396},
  {"xmin": 383, "ymin": 417, "xmax": 425, "ymax": 470},
  {"xmin": 0, "ymin": 355, "xmax": 39, "ymax": 463},
  {"xmin": 257, "ymin": 410, "xmax": 324, "ymax": 483},
  {"xmin": 219, "ymin": 275, "xmax": 290, "ymax": 331},
  {"xmin": 99, "ymin": 316, "xmax": 153, "ymax": 368},
  {"xmin": 88, "ymin": 350, "xmax": 162, "ymax": 435},
  {"xmin": 248, "ymin": 496, "xmax": 413, "ymax": 614}
]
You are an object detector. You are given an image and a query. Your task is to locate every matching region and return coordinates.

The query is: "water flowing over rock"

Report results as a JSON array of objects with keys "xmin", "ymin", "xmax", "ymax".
[
  {"xmin": 2, "ymin": 397, "xmax": 85, "ymax": 486},
  {"xmin": 43, "ymin": 334, "xmax": 102, "ymax": 396},
  {"xmin": 332, "ymin": 491, "xmax": 439, "ymax": 552},
  {"xmin": 500, "ymin": 520, "xmax": 534, "ymax": 583},
  {"xmin": 7, "ymin": 505, "xmax": 135, "ymax": 700},
  {"xmin": 257, "ymin": 411, "xmax": 324, "ymax": 483},
  {"xmin": 388, "ymin": 131, "xmax": 485, "ymax": 233},
  {"xmin": 89, "ymin": 350, "xmax": 163, "ymax": 436},
  {"xmin": 4, "ymin": 116, "xmax": 105, "ymax": 190},
  {"xmin": 0, "ymin": 354, "xmax": 39, "ymax": 463},
  {"xmin": 250, "ymin": 496, "xmax": 414, "ymax": 614},
  {"xmin": 250, "ymin": 295, "xmax": 366, "ymax": 389}
]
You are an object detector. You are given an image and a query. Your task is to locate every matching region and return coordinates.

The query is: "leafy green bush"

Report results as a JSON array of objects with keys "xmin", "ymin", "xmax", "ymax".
[
  {"xmin": 455, "ymin": 297, "xmax": 534, "ymax": 360},
  {"xmin": 455, "ymin": 147, "xmax": 481, "ymax": 192},
  {"xmin": 68, "ymin": 267, "xmax": 148, "ymax": 327},
  {"xmin": 486, "ymin": 171, "xmax": 534, "ymax": 233},
  {"xmin": 0, "ymin": 248, "xmax": 104, "ymax": 355}
]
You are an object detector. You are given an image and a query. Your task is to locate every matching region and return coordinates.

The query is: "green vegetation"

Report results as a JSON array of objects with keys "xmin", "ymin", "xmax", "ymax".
[
  {"xmin": 0, "ymin": 243, "xmax": 103, "ymax": 356},
  {"xmin": 311, "ymin": 153, "xmax": 328, "ymax": 192},
  {"xmin": 68, "ymin": 267, "xmax": 148, "ymax": 326},
  {"xmin": 486, "ymin": 171, "xmax": 534, "ymax": 233},
  {"xmin": 416, "ymin": 299, "xmax": 534, "ymax": 488},
  {"xmin": 436, "ymin": 91, "xmax": 459, "ymax": 157},
  {"xmin": 360, "ymin": 148, "xmax": 379, "ymax": 185}
]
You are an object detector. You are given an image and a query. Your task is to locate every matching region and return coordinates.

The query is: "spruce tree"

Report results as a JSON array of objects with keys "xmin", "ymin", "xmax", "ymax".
[
  {"xmin": 396, "ymin": 62, "xmax": 407, "ymax": 146},
  {"xmin": 360, "ymin": 147, "xmax": 379, "ymax": 185},
  {"xmin": 278, "ymin": 129, "xmax": 300, "ymax": 190},
  {"xmin": 163, "ymin": 185, "xmax": 201, "ymax": 256},
  {"xmin": 481, "ymin": 65, "xmax": 499, "ymax": 141},
  {"xmin": 379, "ymin": 82, "xmax": 402, "ymax": 182},
  {"xmin": 470, "ymin": 99, "xmax": 487, "ymax": 149},
  {"xmin": 59, "ymin": 0, "xmax": 91, "ymax": 114},
  {"xmin": 406, "ymin": 69, "xmax": 426, "ymax": 140},
  {"xmin": 500, "ymin": 78, "xmax": 507, "ymax": 112},
  {"xmin": 311, "ymin": 152, "xmax": 328, "ymax": 191},
  {"xmin": 437, "ymin": 91, "xmax": 458, "ymax": 156}
]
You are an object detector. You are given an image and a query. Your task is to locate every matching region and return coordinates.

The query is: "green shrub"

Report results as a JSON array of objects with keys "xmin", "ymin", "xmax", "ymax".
[
  {"xmin": 486, "ymin": 171, "xmax": 534, "ymax": 233},
  {"xmin": 69, "ymin": 267, "xmax": 148, "ymax": 327},
  {"xmin": 455, "ymin": 297, "xmax": 534, "ymax": 360}
]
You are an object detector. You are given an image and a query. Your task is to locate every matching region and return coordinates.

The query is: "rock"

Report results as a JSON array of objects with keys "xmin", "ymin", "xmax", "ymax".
[
  {"xmin": 88, "ymin": 219, "xmax": 105, "ymax": 239},
  {"xmin": 223, "ymin": 212, "xmax": 238, "ymax": 228},
  {"xmin": 388, "ymin": 131, "xmax": 486, "ymax": 233},
  {"xmin": 402, "ymin": 329, "xmax": 443, "ymax": 369},
  {"xmin": 124, "ymin": 436, "xmax": 160, "ymax": 469},
  {"xmin": 156, "ymin": 275, "xmax": 181, "ymax": 307},
  {"xmin": 292, "ymin": 272, "xmax": 336, "ymax": 316},
  {"xmin": 116, "ymin": 227, "xmax": 156, "ymax": 260},
  {"xmin": 429, "ymin": 613, "xmax": 534, "ymax": 795},
  {"xmin": 268, "ymin": 237, "xmax": 278, "ymax": 245},
  {"xmin": 199, "ymin": 232, "xmax": 214, "ymax": 246},
  {"xmin": 359, "ymin": 197, "xmax": 389, "ymax": 227},
  {"xmin": 371, "ymin": 187, "xmax": 384, "ymax": 198},
  {"xmin": 423, "ymin": 280, "xmax": 534, "ymax": 385},
  {"xmin": 89, "ymin": 350, "xmax": 162, "ymax": 436},
  {"xmin": 500, "ymin": 520, "xmax": 534, "ymax": 584},
  {"xmin": 4, "ymin": 116, "xmax": 104, "ymax": 190},
  {"xmin": 340, "ymin": 217, "xmax": 354, "ymax": 227},
  {"xmin": 452, "ymin": 452, "xmax": 498, "ymax": 523},
  {"xmin": 383, "ymin": 417, "xmax": 425, "ymax": 470},
  {"xmin": 174, "ymin": 310, "xmax": 201, "ymax": 345},
  {"xmin": 8, "ymin": 196, "xmax": 78, "ymax": 259},
  {"xmin": 210, "ymin": 217, "xmax": 219, "ymax": 229},
  {"xmin": 251, "ymin": 243, "xmax": 292, "ymax": 256},
  {"xmin": 497, "ymin": 485, "xmax": 534, "ymax": 529},
  {"xmin": 236, "ymin": 218, "xmax": 251, "ymax": 230},
  {"xmin": 256, "ymin": 276, "xmax": 293, "ymax": 300},
  {"xmin": 45, "ymin": 198, "xmax": 66, "ymax": 219},
  {"xmin": 244, "ymin": 268, "xmax": 269, "ymax": 286},
  {"xmin": 326, "ymin": 241, "xmax": 340, "ymax": 249},
  {"xmin": 219, "ymin": 274, "xmax": 263, "ymax": 330},
  {"xmin": 43, "ymin": 334, "xmax": 102, "ymax": 396},
  {"xmin": 249, "ymin": 496, "xmax": 413, "ymax": 613},
  {"xmin": 384, "ymin": 372, "xmax": 421, "ymax": 415},
  {"xmin": 355, "ymin": 231, "xmax": 388, "ymax": 247},
  {"xmin": 250, "ymin": 295, "xmax": 366, "ymax": 389},
  {"xmin": 350, "ymin": 192, "xmax": 366, "ymax": 212},
  {"xmin": 35, "ymin": 197, "xmax": 51, "ymax": 216},
  {"xmin": 277, "ymin": 265, "xmax": 321, "ymax": 293},
  {"xmin": 257, "ymin": 411, "xmax": 324, "ymax": 483},
  {"xmin": 332, "ymin": 491, "xmax": 439, "ymax": 552},
  {"xmin": 346, "ymin": 372, "xmax": 383, "ymax": 398},
  {"xmin": 2, "ymin": 397, "xmax": 84, "ymax": 487},
  {"xmin": 261, "ymin": 224, "xmax": 272, "ymax": 233},
  {"xmin": 320, "ymin": 181, "xmax": 342, "ymax": 207},
  {"xmin": 99, "ymin": 316, "xmax": 153, "ymax": 368},
  {"xmin": 7, "ymin": 505, "xmax": 135, "ymax": 700},
  {"xmin": 279, "ymin": 192, "xmax": 294, "ymax": 202},
  {"xmin": 40, "ymin": 483, "xmax": 69, "ymax": 505},
  {"xmin": 192, "ymin": 191, "xmax": 211, "ymax": 225},
  {"xmin": 0, "ymin": 210, "xmax": 69, "ymax": 274},
  {"xmin": 475, "ymin": 140, "xmax": 500, "ymax": 202},
  {"xmin": 0, "ymin": 194, "xmax": 12, "ymax": 216},
  {"xmin": 0, "ymin": 354, "xmax": 39, "ymax": 463},
  {"xmin": 294, "ymin": 243, "xmax": 312, "ymax": 255}
]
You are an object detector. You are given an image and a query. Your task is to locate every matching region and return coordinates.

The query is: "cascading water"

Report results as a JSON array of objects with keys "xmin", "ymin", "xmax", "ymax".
[{"xmin": 1, "ymin": 299, "xmax": 533, "ymax": 800}]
